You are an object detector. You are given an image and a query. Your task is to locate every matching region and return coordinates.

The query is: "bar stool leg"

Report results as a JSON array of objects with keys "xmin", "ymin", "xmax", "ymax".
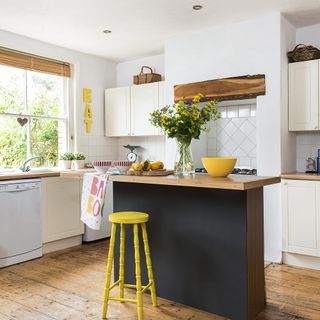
[
  {"xmin": 141, "ymin": 222, "xmax": 157, "ymax": 307},
  {"xmin": 102, "ymin": 223, "xmax": 117, "ymax": 319},
  {"xmin": 133, "ymin": 224, "xmax": 143, "ymax": 320},
  {"xmin": 119, "ymin": 223, "xmax": 125, "ymax": 301}
]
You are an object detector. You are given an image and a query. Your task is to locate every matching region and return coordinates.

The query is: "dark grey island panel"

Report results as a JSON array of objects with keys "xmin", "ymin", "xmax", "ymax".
[{"xmin": 112, "ymin": 179, "xmax": 267, "ymax": 320}]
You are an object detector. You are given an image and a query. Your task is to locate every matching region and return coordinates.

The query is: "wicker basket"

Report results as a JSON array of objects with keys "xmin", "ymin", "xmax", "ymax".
[
  {"xmin": 288, "ymin": 44, "xmax": 320, "ymax": 63},
  {"xmin": 133, "ymin": 66, "xmax": 161, "ymax": 84}
]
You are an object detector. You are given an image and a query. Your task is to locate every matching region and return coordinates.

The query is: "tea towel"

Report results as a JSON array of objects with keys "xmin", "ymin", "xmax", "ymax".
[{"xmin": 81, "ymin": 173, "xmax": 107, "ymax": 230}]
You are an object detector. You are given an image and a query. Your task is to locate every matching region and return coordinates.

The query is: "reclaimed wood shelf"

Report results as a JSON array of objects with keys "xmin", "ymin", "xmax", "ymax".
[{"xmin": 174, "ymin": 74, "xmax": 266, "ymax": 102}]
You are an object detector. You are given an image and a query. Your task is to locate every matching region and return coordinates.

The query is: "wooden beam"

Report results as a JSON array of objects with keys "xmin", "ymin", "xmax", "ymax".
[{"xmin": 174, "ymin": 74, "xmax": 265, "ymax": 102}]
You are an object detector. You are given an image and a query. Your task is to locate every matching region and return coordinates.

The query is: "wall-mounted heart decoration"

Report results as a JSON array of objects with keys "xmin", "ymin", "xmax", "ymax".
[{"xmin": 17, "ymin": 117, "xmax": 28, "ymax": 127}]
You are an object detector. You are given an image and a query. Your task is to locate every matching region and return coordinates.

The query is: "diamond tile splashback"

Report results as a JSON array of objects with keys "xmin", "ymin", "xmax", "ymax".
[{"xmin": 207, "ymin": 104, "xmax": 256, "ymax": 168}]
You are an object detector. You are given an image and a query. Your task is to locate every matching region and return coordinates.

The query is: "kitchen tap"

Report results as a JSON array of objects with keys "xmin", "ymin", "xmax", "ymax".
[{"xmin": 20, "ymin": 156, "xmax": 43, "ymax": 172}]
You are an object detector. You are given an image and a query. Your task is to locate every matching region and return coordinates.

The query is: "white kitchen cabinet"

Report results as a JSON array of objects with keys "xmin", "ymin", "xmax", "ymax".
[
  {"xmin": 105, "ymin": 86, "xmax": 131, "ymax": 137},
  {"xmin": 289, "ymin": 60, "xmax": 319, "ymax": 131},
  {"xmin": 282, "ymin": 179, "xmax": 320, "ymax": 257},
  {"xmin": 105, "ymin": 81, "xmax": 165, "ymax": 137},
  {"xmin": 131, "ymin": 82, "xmax": 158, "ymax": 136},
  {"xmin": 42, "ymin": 177, "xmax": 84, "ymax": 243}
]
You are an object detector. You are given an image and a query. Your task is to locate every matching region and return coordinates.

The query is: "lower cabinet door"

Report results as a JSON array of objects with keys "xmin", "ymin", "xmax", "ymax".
[
  {"xmin": 282, "ymin": 179, "xmax": 320, "ymax": 257},
  {"xmin": 42, "ymin": 177, "xmax": 84, "ymax": 243}
]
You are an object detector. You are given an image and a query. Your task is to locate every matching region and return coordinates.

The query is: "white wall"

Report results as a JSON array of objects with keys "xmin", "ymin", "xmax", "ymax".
[
  {"xmin": 296, "ymin": 23, "xmax": 320, "ymax": 48},
  {"xmin": 0, "ymin": 29, "xmax": 118, "ymax": 164},
  {"xmin": 281, "ymin": 16, "xmax": 297, "ymax": 173},
  {"xmin": 164, "ymin": 14, "xmax": 283, "ymax": 262},
  {"xmin": 116, "ymin": 53, "xmax": 166, "ymax": 161}
]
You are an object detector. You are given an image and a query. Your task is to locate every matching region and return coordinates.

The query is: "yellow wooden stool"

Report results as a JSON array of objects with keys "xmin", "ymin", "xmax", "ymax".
[{"xmin": 101, "ymin": 211, "xmax": 157, "ymax": 320}]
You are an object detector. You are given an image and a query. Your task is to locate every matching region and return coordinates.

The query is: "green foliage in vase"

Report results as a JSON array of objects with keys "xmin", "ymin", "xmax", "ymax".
[
  {"xmin": 149, "ymin": 93, "xmax": 220, "ymax": 145},
  {"xmin": 60, "ymin": 153, "xmax": 74, "ymax": 161},
  {"xmin": 73, "ymin": 152, "xmax": 85, "ymax": 160}
]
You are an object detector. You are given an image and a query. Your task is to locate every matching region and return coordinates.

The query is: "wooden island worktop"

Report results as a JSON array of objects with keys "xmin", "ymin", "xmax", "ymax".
[
  {"xmin": 110, "ymin": 173, "xmax": 280, "ymax": 190},
  {"xmin": 111, "ymin": 173, "xmax": 280, "ymax": 320}
]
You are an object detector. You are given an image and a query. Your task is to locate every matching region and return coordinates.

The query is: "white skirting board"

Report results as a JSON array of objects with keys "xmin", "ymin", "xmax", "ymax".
[
  {"xmin": 282, "ymin": 252, "xmax": 320, "ymax": 271},
  {"xmin": 43, "ymin": 235, "xmax": 82, "ymax": 254}
]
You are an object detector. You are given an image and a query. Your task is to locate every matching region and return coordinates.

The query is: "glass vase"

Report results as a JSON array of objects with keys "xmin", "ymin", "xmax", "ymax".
[{"xmin": 174, "ymin": 138, "xmax": 195, "ymax": 175}]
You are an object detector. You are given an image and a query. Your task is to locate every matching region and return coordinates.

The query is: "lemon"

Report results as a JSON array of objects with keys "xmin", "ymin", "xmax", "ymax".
[
  {"xmin": 132, "ymin": 163, "xmax": 143, "ymax": 171},
  {"xmin": 150, "ymin": 161, "xmax": 164, "ymax": 170}
]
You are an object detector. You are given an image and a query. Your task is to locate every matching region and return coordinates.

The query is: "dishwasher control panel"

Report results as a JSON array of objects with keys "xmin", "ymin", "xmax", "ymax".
[{"xmin": 0, "ymin": 179, "xmax": 40, "ymax": 192}]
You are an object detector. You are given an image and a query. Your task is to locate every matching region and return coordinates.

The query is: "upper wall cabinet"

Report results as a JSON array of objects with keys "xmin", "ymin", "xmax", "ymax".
[
  {"xmin": 105, "ymin": 81, "xmax": 165, "ymax": 137},
  {"xmin": 105, "ymin": 86, "xmax": 131, "ymax": 136},
  {"xmin": 289, "ymin": 60, "xmax": 319, "ymax": 131}
]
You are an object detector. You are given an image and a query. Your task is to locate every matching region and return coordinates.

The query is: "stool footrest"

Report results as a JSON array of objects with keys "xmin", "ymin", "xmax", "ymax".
[
  {"xmin": 141, "ymin": 282, "xmax": 152, "ymax": 293},
  {"xmin": 109, "ymin": 280, "xmax": 153, "ymax": 292},
  {"xmin": 109, "ymin": 279, "xmax": 121, "ymax": 290},
  {"xmin": 109, "ymin": 297, "xmax": 137, "ymax": 303}
]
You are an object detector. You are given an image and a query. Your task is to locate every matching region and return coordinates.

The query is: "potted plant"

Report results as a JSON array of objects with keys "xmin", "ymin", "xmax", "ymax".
[
  {"xmin": 59, "ymin": 153, "xmax": 74, "ymax": 170},
  {"xmin": 150, "ymin": 93, "xmax": 220, "ymax": 175},
  {"xmin": 73, "ymin": 152, "xmax": 86, "ymax": 169}
]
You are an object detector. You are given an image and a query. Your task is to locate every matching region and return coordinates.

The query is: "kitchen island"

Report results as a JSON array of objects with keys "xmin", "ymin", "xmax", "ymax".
[{"xmin": 109, "ymin": 174, "xmax": 280, "ymax": 320}]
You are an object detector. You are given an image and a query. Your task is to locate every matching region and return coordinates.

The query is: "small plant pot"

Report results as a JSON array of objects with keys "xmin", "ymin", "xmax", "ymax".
[
  {"xmin": 59, "ymin": 160, "xmax": 72, "ymax": 170},
  {"xmin": 73, "ymin": 160, "xmax": 85, "ymax": 170}
]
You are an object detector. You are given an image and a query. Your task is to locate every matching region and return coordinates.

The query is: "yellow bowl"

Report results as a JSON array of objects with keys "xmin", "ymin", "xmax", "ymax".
[{"xmin": 201, "ymin": 157, "xmax": 237, "ymax": 177}]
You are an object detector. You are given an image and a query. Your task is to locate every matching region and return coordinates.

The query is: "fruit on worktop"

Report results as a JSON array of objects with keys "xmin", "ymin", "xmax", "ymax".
[
  {"xmin": 132, "ymin": 163, "xmax": 143, "ymax": 171},
  {"xmin": 141, "ymin": 160, "xmax": 151, "ymax": 171},
  {"xmin": 150, "ymin": 161, "xmax": 164, "ymax": 171}
]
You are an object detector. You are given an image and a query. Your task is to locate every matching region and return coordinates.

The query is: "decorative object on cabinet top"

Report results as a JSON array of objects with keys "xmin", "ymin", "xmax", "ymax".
[
  {"xmin": 133, "ymin": 66, "xmax": 161, "ymax": 84},
  {"xmin": 287, "ymin": 44, "xmax": 320, "ymax": 63}
]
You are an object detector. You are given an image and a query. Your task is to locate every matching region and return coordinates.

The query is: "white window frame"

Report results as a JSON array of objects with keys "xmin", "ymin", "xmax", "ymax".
[{"xmin": 0, "ymin": 67, "xmax": 71, "ymax": 163}]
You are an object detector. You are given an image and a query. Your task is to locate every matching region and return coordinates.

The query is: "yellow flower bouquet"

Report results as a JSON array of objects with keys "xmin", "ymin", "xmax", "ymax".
[{"xmin": 150, "ymin": 93, "xmax": 220, "ymax": 175}]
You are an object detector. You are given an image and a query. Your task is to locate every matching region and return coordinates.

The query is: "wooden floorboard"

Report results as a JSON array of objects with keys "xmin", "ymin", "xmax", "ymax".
[{"xmin": 1, "ymin": 240, "xmax": 320, "ymax": 319}]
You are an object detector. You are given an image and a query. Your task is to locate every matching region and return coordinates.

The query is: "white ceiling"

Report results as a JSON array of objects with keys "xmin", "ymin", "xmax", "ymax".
[{"xmin": 0, "ymin": 0, "xmax": 320, "ymax": 62}]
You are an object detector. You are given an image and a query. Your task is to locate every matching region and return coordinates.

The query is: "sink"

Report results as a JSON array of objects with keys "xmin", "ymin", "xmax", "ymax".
[
  {"xmin": 28, "ymin": 168, "xmax": 57, "ymax": 173},
  {"xmin": 0, "ymin": 168, "xmax": 57, "ymax": 175}
]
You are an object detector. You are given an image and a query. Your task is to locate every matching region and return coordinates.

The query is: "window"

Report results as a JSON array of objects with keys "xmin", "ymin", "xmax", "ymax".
[{"xmin": 0, "ymin": 48, "xmax": 71, "ymax": 169}]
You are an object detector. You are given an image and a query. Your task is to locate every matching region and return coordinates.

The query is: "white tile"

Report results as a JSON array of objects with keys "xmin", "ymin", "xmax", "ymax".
[
  {"xmin": 251, "ymin": 158, "xmax": 257, "ymax": 168},
  {"xmin": 239, "ymin": 105, "xmax": 250, "ymax": 118},
  {"xmin": 218, "ymin": 107, "xmax": 227, "ymax": 118},
  {"xmin": 239, "ymin": 120, "xmax": 255, "ymax": 136},
  {"xmin": 240, "ymin": 139, "xmax": 255, "ymax": 155},
  {"xmin": 227, "ymin": 106, "xmax": 238, "ymax": 118},
  {"xmin": 249, "ymin": 147, "xmax": 256, "ymax": 157},
  {"xmin": 232, "ymin": 118, "xmax": 246, "ymax": 128},
  {"xmin": 232, "ymin": 147, "xmax": 246, "ymax": 157},
  {"xmin": 231, "ymin": 130, "xmax": 246, "ymax": 145},
  {"xmin": 207, "ymin": 127, "xmax": 217, "ymax": 138},
  {"xmin": 207, "ymin": 149, "xmax": 217, "ymax": 157},
  {"xmin": 224, "ymin": 121, "xmax": 238, "ymax": 137},
  {"xmin": 296, "ymin": 144, "xmax": 312, "ymax": 158},
  {"xmin": 296, "ymin": 158, "xmax": 306, "ymax": 172},
  {"xmin": 225, "ymin": 139, "xmax": 237, "ymax": 154},
  {"xmin": 217, "ymin": 147, "xmax": 230, "ymax": 157},
  {"xmin": 207, "ymin": 138, "xmax": 217, "ymax": 149},
  {"xmin": 217, "ymin": 118, "xmax": 230, "ymax": 131},
  {"xmin": 239, "ymin": 157, "xmax": 251, "ymax": 167},
  {"xmin": 248, "ymin": 129, "xmax": 257, "ymax": 144},
  {"xmin": 250, "ymin": 105, "xmax": 257, "ymax": 116}
]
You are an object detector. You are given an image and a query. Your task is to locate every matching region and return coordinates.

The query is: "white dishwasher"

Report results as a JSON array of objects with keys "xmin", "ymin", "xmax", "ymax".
[{"xmin": 0, "ymin": 179, "xmax": 42, "ymax": 268}]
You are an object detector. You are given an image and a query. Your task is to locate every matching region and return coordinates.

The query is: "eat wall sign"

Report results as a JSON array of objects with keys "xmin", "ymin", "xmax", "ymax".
[{"xmin": 83, "ymin": 88, "xmax": 93, "ymax": 134}]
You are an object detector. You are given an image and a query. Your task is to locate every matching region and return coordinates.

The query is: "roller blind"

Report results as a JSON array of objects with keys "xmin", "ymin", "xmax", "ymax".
[{"xmin": 0, "ymin": 47, "xmax": 71, "ymax": 77}]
